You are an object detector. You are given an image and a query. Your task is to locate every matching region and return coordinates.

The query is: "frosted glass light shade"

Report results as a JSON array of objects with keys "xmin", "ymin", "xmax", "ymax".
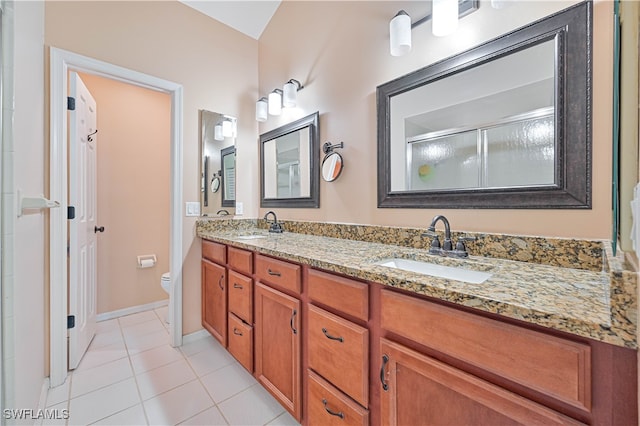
[
  {"xmin": 283, "ymin": 82, "xmax": 297, "ymax": 108},
  {"xmin": 390, "ymin": 10, "xmax": 411, "ymax": 56},
  {"xmin": 222, "ymin": 120, "xmax": 232, "ymax": 137},
  {"xmin": 214, "ymin": 124, "xmax": 223, "ymax": 141},
  {"xmin": 256, "ymin": 99, "xmax": 268, "ymax": 122},
  {"xmin": 432, "ymin": 0, "xmax": 458, "ymax": 37},
  {"xmin": 491, "ymin": 0, "xmax": 509, "ymax": 9},
  {"xmin": 268, "ymin": 90, "xmax": 282, "ymax": 115}
]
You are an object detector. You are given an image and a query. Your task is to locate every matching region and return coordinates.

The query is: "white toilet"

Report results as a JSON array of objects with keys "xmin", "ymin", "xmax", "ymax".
[{"xmin": 161, "ymin": 272, "xmax": 171, "ymax": 324}]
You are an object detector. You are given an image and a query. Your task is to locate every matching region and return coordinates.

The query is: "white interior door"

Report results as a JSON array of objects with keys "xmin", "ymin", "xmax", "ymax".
[{"xmin": 68, "ymin": 72, "xmax": 98, "ymax": 369}]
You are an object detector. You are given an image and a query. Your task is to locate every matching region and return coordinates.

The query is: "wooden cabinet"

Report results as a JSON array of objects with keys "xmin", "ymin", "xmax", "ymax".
[
  {"xmin": 256, "ymin": 254, "xmax": 301, "ymax": 294},
  {"xmin": 308, "ymin": 370, "xmax": 369, "ymax": 426},
  {"xmin": 201, "ymin": 259, "xmax": 227, "ymax": 346},
  {"xmin": 228, "ymin": 312, "xmax": 253, "ymax": 372},
  {"xmin": 381, "ymin": 289, "xmax": 591, "ymax": 413},
  {"xmin": 228, "ymin": 269, "xmax": 253, "ymax": 324},
  {"xmin": 308, "ymin": 304, "xmax": 369, "ymax": 407},
  {"xmin": 379, "ymin": 338, "xmax": 582, "ymax": 425},
  {"xmin": 255, "ymin": 282, "xmax": 302, "ymax": 421}
]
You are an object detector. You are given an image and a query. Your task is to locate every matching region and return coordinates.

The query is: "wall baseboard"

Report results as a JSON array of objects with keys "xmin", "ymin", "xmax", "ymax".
[
  {"xmin": 96, "ymin": 299, "xmax": 168, "ymax": 322},
  {"xmin": 182, "ymin": 329, "xmax": 210, "ymax": 344}
]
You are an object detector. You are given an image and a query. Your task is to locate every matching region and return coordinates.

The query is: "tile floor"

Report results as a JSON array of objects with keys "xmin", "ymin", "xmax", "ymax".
[{"xmin": 42, "ymin": 307, "xmax": 299, "ymax": 426}]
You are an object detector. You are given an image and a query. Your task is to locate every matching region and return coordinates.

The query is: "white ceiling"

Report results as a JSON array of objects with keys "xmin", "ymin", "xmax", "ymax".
[{"xmin": 179, "ymin": 0, "xmax": 281, "ymax": 40}]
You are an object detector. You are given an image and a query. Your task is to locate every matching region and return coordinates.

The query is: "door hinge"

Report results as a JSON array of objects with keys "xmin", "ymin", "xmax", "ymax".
[
  {"xmin": 67, "ymin": 315, "xmax": 75, "ymax": 329},
  {"xmin": 67, "ymin": 96, "xmax": 75, "ymax": 111},
  {"xmin": 67, "ymin": 205, "xmax": 75, "ymax": 220}
]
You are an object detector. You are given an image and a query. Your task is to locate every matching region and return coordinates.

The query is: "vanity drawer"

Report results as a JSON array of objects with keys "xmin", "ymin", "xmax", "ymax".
[
  {"xmin": 255, "ymin": 254, "xmax": 301, "ymax": 295},
  {"xmin": 228, "ymin": 313, "xmax": 253, "ymax": 372},
  {"xmin": 202, "ymin": 240, "xmax": 226, "ymax": 265},
  {"xmin": 308, "ymin": 269, "xmax": 368, "ymax": 321},
  {"xmin": 308, "ymin": 304, "xmax": 369, "ymax": 407},
  {"xmin": 380, "ymin": 290, "xmax": 591, "ymax": 412},
  {"xmin": 228, "ymin": 246, "xmax": 253, "ymax": 275},
  {"xmin": 308, "ymin": 370, "xmax": 369, "ymax": 426},
  {"xmin": 228, "ymin": 270, "xmax": 253, "ymax": 324}
]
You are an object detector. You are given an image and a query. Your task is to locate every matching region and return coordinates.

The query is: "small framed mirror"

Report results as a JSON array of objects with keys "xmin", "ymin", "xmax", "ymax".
[
  {"xmin": 260, "ymin": 111, "xmax": 320, "ymax": 208},
  {"xmin": 200, "ymin": 110, "xmax": 236, "ymax": 215},
  {"xmin": 377, "ymin": 2, "xmax": 591, "ymax": 209},
  {"xmin": 322, "ymin": 152, "xmax": 343, "ymax": 182}
]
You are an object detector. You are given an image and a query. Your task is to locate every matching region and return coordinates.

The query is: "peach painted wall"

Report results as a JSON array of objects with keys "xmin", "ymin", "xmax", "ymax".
[
  {"xmin": 78, "ymin": 72, "xmax": 171, "ymax": 314},
  {"xmin": 258, "ymin": 0, "xmax": 613, "ymax": 240},
  {"xmin": 45, "ymin": 1, "xmax": 259, "ymax": 334}
]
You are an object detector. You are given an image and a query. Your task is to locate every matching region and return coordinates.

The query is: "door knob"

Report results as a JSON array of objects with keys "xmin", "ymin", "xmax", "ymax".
[{"xmin": 94, "ymin": 226, "xmax": 105, "ymax": 233}]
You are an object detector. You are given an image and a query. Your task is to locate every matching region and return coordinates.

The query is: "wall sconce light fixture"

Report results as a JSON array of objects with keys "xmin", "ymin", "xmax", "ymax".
[
  {"xmin": 214, "ymin": 123, "xmax": 223, "ymax": 141},
  {"xmin": 256, "ymin": 97, "xmax": 268, "ymax": 122},
  {"xmin": 389, "ymin": 0, "xmax": 478, "ymax": 56},
  {"xmin": 283, "ymin": 79, "xmax": 304, "ymax": 108},
  {"xmin": 255, "ymin": 79, "xmax": 305, "ymax": 121},
  {"xmin": 268, "ymin": 89, "xmax": 283, "ymax": 116},
  {"xmin": 222, "ymin": 119, "xmax": 233, "ymax": 138}
]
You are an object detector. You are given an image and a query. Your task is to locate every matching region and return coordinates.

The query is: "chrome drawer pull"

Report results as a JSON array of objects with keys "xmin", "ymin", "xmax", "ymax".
[
  {"xmin": 322, "ymin": 328, "xmax": 344, "ymax": 343},
  {"xmin": 322, "ymin": 399, "xmax": 344, "ymax": 419},
  {"xmin": 218, "ymin": 275, "xmax": 224, "ymax": 290},
  {"xmin": 381, "ymin": 354, "xmax": 389, "ymax": 391},
  {"xmin": 233, "ymin": 328, "xmax": 243, "ymax": 336},
  {"xmin": 290, "ymin": 310, "xmax": 298, "ymax": 334},
  {"xmin": 267, "ymin": 268, "xmax": 282, "ymax": 277},
  {"xmin": 233, "ymin": 283, "xmax": 243, "ymax": 289}
]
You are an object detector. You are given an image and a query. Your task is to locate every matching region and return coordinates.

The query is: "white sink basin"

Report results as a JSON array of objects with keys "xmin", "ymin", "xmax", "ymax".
[
  {"xmin": 236, "ymin": 235, "xmax": 267, "ymax": 240},
  {"xmin": 374, "ymin": 258, "xmax": 492, "ymax": 284}
]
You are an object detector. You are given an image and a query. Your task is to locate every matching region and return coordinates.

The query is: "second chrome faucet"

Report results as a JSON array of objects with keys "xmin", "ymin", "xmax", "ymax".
[
  {"xmin": 422, "ymin": 214, "xmax": 475, "ymax": 258},
  {"xmin": 263, "ymin": 211, "xmax": 284, "ymax": 233}
]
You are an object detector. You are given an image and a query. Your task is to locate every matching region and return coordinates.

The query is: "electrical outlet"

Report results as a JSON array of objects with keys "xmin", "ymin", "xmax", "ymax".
[
  {"xmin": 235, "ymin": 202, "xmax": 244, "ymax": 215},
  {"xmin": 185, "ymin": 202, "xmax": 200, "ymax": 217}
]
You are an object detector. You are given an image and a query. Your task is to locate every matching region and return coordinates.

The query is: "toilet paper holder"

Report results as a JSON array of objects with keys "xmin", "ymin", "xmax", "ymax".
[{"xmin": 137, "ymin": 254, "xmax": 157, "ymax": 268}]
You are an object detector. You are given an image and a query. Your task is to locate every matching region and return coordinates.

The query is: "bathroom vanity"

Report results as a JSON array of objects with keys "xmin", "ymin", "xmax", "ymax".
[{"xmin": 198, "ymin": 219, "xmax": 637, "ymax": 426}]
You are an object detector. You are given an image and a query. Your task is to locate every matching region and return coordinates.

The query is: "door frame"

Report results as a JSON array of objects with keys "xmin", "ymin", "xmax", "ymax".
[{"xmin": 49, "ymin": 47, "xmax": 184, "ymax": 387}]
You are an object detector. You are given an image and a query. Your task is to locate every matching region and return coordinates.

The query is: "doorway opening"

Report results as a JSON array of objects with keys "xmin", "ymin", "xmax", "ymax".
[{"xmin": 49, "ymin": 47, "xmax": 183, "ymax": 387}]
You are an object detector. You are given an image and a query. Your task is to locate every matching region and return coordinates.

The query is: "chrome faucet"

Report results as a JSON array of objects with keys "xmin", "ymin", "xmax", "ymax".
[
  {"xmin": 263, "ymin": 211, "xmax": 284, "ymax": 233},
  {"xmin": 422, "ymin": 214, "xmax": 474, "ymax": 258}
]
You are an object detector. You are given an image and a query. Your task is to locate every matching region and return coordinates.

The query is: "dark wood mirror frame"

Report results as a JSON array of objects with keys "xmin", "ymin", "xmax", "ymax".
[
  {"xmin": 260, "ymin": 111, "xmax": 320, "ymax": 208},
  {"xmin": 377, "ymin": 1, "xmax": 592, "ymax": 209}
]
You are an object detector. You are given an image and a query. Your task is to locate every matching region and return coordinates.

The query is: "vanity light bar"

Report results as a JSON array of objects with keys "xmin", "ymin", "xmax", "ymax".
[{"xmin": 255, "ymin": 78, "xmax": 305, "ymax": 121}]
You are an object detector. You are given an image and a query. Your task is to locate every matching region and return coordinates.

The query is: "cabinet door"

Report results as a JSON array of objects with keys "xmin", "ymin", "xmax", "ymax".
[
  {"xmin": 201, "ymin": 259, "xmax": 227, "ymax": 346},
  {"xmin": 255, "ymin": 282, "xmax": 301, "ymax": 421},
  {"xmin": 380, "ymin": 339, "xmax": 583, "ymax": 426}
]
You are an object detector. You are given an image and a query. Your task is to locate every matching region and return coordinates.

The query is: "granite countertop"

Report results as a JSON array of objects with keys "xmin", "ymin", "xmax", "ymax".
[{"xmin": 197, "ymin": 225, "xmax": 637, "ymax": 349}]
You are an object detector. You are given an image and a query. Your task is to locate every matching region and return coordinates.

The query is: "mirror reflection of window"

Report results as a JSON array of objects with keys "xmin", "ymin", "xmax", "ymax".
[{"xmin": 221, "ymin": 146, "xmax": 236, "ymax": 206}]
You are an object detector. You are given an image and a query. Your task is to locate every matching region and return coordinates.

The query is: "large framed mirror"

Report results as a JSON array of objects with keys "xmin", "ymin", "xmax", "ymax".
[
  {"xmin": 260, "ymin": 111, "xmax": 320, "ymax": 208},
  {"xmin": 200, "ymin": 110, "xmax": 236, "ymax": 215},
  {"xmin": 377, "ymin": 2, "xmax": 591, "ymax": 209}
]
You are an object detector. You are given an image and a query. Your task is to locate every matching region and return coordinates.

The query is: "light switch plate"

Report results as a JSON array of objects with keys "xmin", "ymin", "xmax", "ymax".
[
  {"xmin": 235, "ymin": 201, "xmax": 244, "ymax": 215},
  {"xmin": 185, "ymin": 202, "xmax": 200, "ymax": 217}
]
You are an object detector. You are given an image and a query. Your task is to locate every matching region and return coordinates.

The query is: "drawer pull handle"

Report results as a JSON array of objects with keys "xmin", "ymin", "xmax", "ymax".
[
  {"xmin": 233, "ymin": 327, "xmax": 243, "ymax": 336},
  {"xmin": 322, "ymin": 328, "xmax": 344, "ymax": 343},
  {"xmin": 381, "ymin": 354, "xmax": 389, "ymax": 391},
  {"xmin": 322, "ymin": 399, "xmax": 344, "ymax": 419},
  {"xmin": 218, "ymin": 275, "xmax": 224, "ymax": 291},
  {"xmin": 233, "ymin": 283, "xmax": 243, "ymax": 289},
  {"xmin": 290, "ymin": 310, "xmax": 298, "ymax": 334},
  {"xmin": 267, "ymin": 268, "xmax": 282, "ymax": 277}
]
